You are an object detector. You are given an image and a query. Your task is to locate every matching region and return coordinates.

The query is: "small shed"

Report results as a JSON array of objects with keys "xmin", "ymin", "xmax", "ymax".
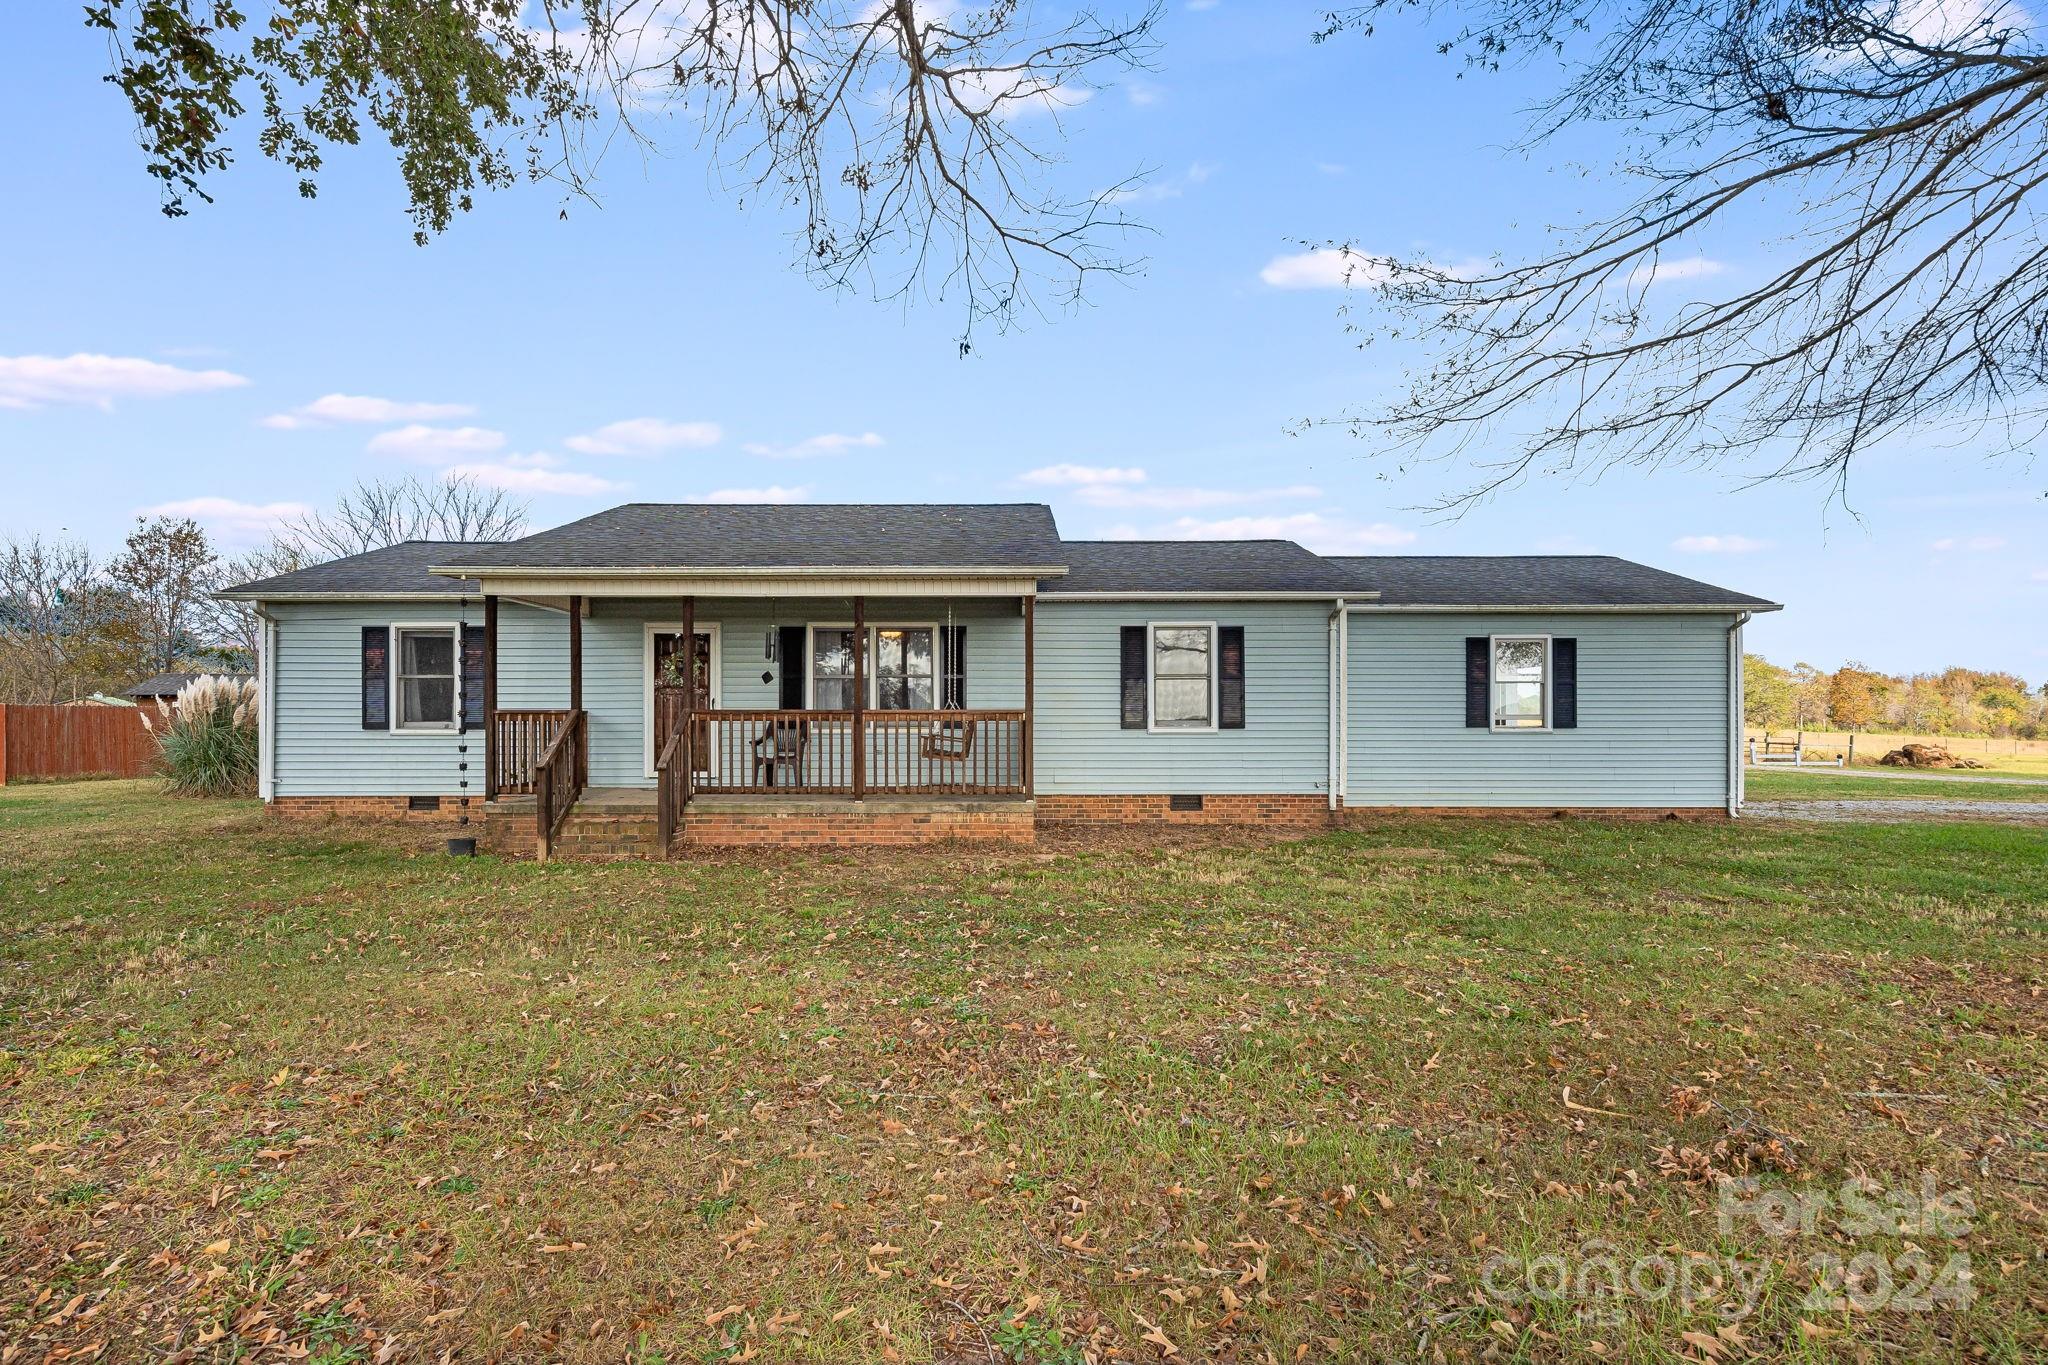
[{"xmin": 122, "ymin": 672, "xmax": 251, "ymax": 707}]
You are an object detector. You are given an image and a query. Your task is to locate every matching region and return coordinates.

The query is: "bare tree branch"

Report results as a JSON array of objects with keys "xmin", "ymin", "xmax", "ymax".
[
  {"xmin": 88, "ymin": 1, "xmax": 1160, "ymax": 341},
  {"xmin": 1309, "ymin": 0, "xmax": 2048, "ymax": 508}
]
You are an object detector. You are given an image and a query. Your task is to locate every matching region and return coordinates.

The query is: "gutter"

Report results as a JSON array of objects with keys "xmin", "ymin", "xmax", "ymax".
[
  {"xmin": 1341, "ymin": 602, "xmax": 1783, "ymax": 615},
  {"xmin": 1727, "ymin": 611, "xmax": 1751, "ymax": 816},
  {"xmin": 430, "ymin": 562, "xmax": 1075, "ymax": 580}
]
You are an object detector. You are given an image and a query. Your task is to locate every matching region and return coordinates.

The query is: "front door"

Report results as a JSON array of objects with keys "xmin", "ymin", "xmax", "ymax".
[{"xmin": 652, "ymin": 630, "xmax": 714, "ymax": 774}]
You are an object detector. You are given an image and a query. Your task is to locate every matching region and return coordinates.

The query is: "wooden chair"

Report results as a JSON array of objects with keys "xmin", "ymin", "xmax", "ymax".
[{"xmin": 752, "ymin": 717, "xmax": 809, "ymax": 787}]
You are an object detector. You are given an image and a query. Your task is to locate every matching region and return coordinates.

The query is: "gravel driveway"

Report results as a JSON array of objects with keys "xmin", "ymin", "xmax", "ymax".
[{"xmin": 1744, "ymin": 799, "xmax": 2048, "ymax": 825}]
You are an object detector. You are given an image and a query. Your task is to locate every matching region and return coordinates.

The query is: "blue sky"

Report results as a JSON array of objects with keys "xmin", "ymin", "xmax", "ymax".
[{"xmin": 3, "ymin": 3, "xmax": 2042, "ymax": 680}]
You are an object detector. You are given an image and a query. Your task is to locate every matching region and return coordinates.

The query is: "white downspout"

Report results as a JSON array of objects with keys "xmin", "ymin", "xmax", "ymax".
[
  {"xmin": 1326, "ymin": 600, "xmax": 1345, "ymax": 809},
  {"xmin": 1338, "ymin": 602, "xmax": 1352, "ymax": 807},
  {"xmin": 1726, "ymin": 611, "xmax": 1750, "ymax": 816},
  {"xmin": 256, "ymin": 605, "xmax": 279, "ymax": 803}
]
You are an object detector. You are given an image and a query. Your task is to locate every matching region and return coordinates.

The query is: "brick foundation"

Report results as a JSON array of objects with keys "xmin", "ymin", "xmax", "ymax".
[
  {"xmin": 269, "ymin": 795, "xmax": 475, "ymax": 825},
  {"xmin": 1035, "ymin": 793, "xmax": 1332, "ymax": 827},
  {"xmin": 683, "ymin": 797, "xmax": 1035, "ymax": 848}
]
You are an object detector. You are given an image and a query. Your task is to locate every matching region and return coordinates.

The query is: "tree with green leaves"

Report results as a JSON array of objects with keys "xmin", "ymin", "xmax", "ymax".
[
  {"xmin": 108, "ymin": 516, "xmax": 218, "ymax": 674},
  {"xmin": 86, "ymin": 0, "xmax": 1159, "ymax": 342}
]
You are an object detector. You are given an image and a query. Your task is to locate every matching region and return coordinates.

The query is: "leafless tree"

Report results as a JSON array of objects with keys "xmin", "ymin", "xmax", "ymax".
[
  {"xmin": 203, "ymin": 542, "xmax": 309, "ymax": 665},
  {"xmin": 91, "ymin": 1, "xmax": 1159, "ymax": 341},
  {"xmin": 1312, "ymin": 0, "xmax": 2048, "ymax": 507},
  {"xmin": 0, "ymin": 536, "xmax": 149, "ymax": 704},
  {"xmin": 278, "ymin": 475, "xmax": 531, "ymax": 562}
]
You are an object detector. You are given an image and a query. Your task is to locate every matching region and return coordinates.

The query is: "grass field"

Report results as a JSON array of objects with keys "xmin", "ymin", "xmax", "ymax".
[
  {"xmin": 3, "ymin": 782, "xmax": 2044, "ymax": 1364},
  {"xmin": 1745, "ymin": 729, "xmax": 2048, "ymax": 779},
  {"xmin": 1745, "ymin": 770, "xmax": 2048, "ymax": 804}
]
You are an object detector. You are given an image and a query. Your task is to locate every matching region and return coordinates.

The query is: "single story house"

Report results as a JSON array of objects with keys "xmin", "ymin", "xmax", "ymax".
[{"xmin": 216, "ymin": 502, "xmax": 1779, "ymax": 855}]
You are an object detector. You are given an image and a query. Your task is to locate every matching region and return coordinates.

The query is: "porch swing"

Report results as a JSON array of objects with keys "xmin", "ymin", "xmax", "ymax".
[{"xmin": 919, "ymin": 599, "xmax": 975, "ymax": 763}]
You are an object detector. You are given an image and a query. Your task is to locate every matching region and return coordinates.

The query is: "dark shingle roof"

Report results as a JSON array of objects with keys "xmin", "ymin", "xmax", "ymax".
[
  {"xmin": 1043, "ymin": 540, "xmax": 1359, "ymax": 594},
  {"xmin": 440, "ymin": 503, "xmax": 1065, "ymax": 571},
  {"xmin": 121, "ymin": 671, "xmax": 250, "ymax": 699},
  {"xmin": 1327, "ymin": 556, "xmax": 1778, "ymax": 609},
  {"xmin": 215, "ymin": 541, "xmax": 491, "ymax": 599}
]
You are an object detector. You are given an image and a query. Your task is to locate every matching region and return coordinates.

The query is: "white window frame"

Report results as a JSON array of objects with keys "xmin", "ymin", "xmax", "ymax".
[
  {"xmin": 390, "ymin": 621, "xmax": 460, "ymax": 735},
  {"xmin": 641, "ymin": 621, "xmax": 723, "ymax": 779},
  {"xmin": 1489, "ymin": 633, "xmax": 1552, "ymax": 733},
  {"xmin": 804, "ymin": 623, "xmax": 941, "ymax": 710},
  {"xmin": 1146, "ymin": 621, "xmax": 1219, "ymax": 735}
]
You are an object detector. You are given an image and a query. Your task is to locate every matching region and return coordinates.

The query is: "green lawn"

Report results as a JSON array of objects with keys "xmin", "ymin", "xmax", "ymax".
[
  {"xmin": 1747, "ymin": 769, "xmax": 2048, "ymax": 803},
  {"xmin": 3, "ymin": 782, "xmax": 2044, "ymax": 1363}
]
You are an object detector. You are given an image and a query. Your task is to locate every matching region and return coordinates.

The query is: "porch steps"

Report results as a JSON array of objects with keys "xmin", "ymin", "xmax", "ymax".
[{"xmin": 552, "ymin": 788, "xmax": 666, "ymax": 860}]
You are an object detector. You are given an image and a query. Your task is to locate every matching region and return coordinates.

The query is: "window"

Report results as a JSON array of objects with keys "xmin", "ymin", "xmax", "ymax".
[
  {"xmin": 394, "ymin": 627, "xmax": 457, "ymax": 730},
  {"xmin": 809, "ymin": 626, "xmax": 940, "ymax": 709},
  {"xmin": 874, "ymin": 627, "xmax": 934, "ymax": 710},
  {"xmin": 1492, "ymin": 636, "xmax": 1548, "ymax": 729},
  {"xmin": 811, "ymin": 628, "xmax": 857, "ymax": 710},
  {"xmin": 1150, "ymin": 623, "xmax": 1215, "ymax": 731}
]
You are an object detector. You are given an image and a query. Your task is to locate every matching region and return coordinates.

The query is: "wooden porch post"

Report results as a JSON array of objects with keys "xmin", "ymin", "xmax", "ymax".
[
  {"xmin": 851, "ymin": 595, "xmax": 866, "ymax": 799},
  {"xmin": 1022, "ymin": 594, "xmax": 1035, "ymax": 797},
  {"xmin": 568, "ymin": 595, "xmax": 585, "ymax": 788},
  {"xmin": 680, "ymin": 595, "xmax": 696, "ymax": 777},
  {"xmin": 483, "ymin": 594, "xmax": 498, "ymax": 801}
]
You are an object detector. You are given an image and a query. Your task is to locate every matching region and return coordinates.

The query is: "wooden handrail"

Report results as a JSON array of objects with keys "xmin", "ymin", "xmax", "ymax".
[
  {"xmin": 655, "ymin": 727, "xmax": 691, "ymax": 859},
  {"xmin": 491, "ymin": 709, "xmax": 571, "ymax": 796},
  {"xmin": 533, "ymin": 709, "xmax": 586, "ymax": 861}
]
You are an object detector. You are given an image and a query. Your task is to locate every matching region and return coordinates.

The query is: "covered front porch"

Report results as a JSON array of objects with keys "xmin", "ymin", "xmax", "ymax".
[{"xmin": 474, "ymin": 590, "xmax": 1037, "ymax": 858}]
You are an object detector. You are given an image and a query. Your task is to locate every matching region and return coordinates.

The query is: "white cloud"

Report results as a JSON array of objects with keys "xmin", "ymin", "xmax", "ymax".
[
  {"xmin": 2031, "ymin": 567, "xmax": 2048, "ymax": 582},
  {"xmin": 1188, "ymin": 0, "xmax": 1221, "ymax": 10},
  {"xmin": 261, "ymin": 393, "xmax": 476, "ymax": 430},
  {"xmin": 366, "ymin": 424, "xmax": 507, "ymax": 461},
  {"xmin": 442, "ymin": 454, "xmax": 622, "ymax": 496},
  {"xmin": 688, "ymin": 485, "xmax": 812, "ymax": 504},
  {"xmin": 1125, "ymin": 80, "xmax": 1165, "ymax": 107},
  {"xmin": 1316, "ymin": 161, "xmax": 1347, "ymax": 176},
  {"xmin": 1105, "ymin": 162, "xmax": 1216, "ymax": 205},
  {"xmin": 1259, "ymin": 248, "xmax": 1392, "ymax": 291},
  {"xmin": 0, "ymin": 353, "xmax": 249, "ymax": 410},
  {"xmin": 741, "ymin": 431, "xmax": 885, "ymax": 459},
  {"xmin": 1625, "ymin": 256, "xmax": 1728, "ymax": 290},
  {"xmin": 1930, "ymin": 534, "xmax": 2007, "ymax": 551},
  {"xmin": 1672, "ymin": 534, "xmax": 1769, "ymax": 553},
  {"xmin": 137, "ymin": 495, "xmax": 312, "ymax": 548},
  {"xmin": 564, "ymin": 417, "xmax": 724, "ymax": 456},
  {"xmin": 1019, "ymin": 463, "xmax": 1147, "ymax": 486},
  {"xmin": 1112, "ymin": 512, "xmax": 1416, "ymax": 553}
]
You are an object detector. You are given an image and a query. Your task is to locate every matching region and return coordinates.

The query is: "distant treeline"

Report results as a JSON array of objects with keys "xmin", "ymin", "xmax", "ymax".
[{"xmin": 1744, "ymin": 655, "xmax": 2048, "ymax": 739}]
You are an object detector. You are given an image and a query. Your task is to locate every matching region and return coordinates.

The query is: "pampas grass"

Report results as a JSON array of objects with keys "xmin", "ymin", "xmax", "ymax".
[{"xmin": 143, "ymin": 675, "xmax": 260, "ymax": 796}]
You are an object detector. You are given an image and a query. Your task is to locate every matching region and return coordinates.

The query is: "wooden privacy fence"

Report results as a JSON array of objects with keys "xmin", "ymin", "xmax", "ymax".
[{"xmin": 0, "ymin": 705, "xmax": 157, "ymax": 783}]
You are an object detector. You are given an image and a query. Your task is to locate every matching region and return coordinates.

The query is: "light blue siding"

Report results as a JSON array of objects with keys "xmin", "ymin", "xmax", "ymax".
[
  {"xmin": 270, "ymin": 600, "xmax": 491, "ymax": 798},
  {"xmin": 1344, "ymin": 612, "xmax": 1734, "ymax": 808},
  {"xmin": 270, "ymin": 597, "xmax": 1022, "ymax": 794},
  {"xmin": 1032, "ymin": 600, "xmax": 1333, "ymax": 795}
]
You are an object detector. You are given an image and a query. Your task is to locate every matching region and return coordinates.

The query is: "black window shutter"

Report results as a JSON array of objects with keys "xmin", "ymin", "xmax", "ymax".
[
  {"xmin": 777, "ymin": 626, "xmax": 807, "ymax": 709},
  {"xmin": 459, "ymin": 624, "xmax": 486, "ymax": 732},
  {"xmin": 1552, "ymin": 637, "xmax": 1578, "ymax": 729},
  {"xmin": 1465, "ymin": 636, "xmax": 1489, "ymax": 728},
  {"xmin": 941, "ymin": 625, "xmax": 967, "ymax": 708},
  {"xmin": 1119, "ymin": 625, "xmax": 1148, "ymax": 729},
  {"xmin": 361, "ymin": 626, "xmax": 390, "ymax": 730},
  {"xmin": 1218, "ymin": 626, "xmax": 1246, "ymax": 729}
]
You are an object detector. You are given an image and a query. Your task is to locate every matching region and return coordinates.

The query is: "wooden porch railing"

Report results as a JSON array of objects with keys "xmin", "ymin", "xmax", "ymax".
[
  {"xmin": 532, "ymin": 709, "xmax": 587, "ymax": 861},
  {"xmin": 682, "ymin": 709, "xmax": 1028, "ymax": 797},
  {"xmin": 655, "ymin": 725, "xmax": 691, "ymax": 859},
  {"xmin": 491, "ymin": 709, "xmax": 571, "ymax": 796}
]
